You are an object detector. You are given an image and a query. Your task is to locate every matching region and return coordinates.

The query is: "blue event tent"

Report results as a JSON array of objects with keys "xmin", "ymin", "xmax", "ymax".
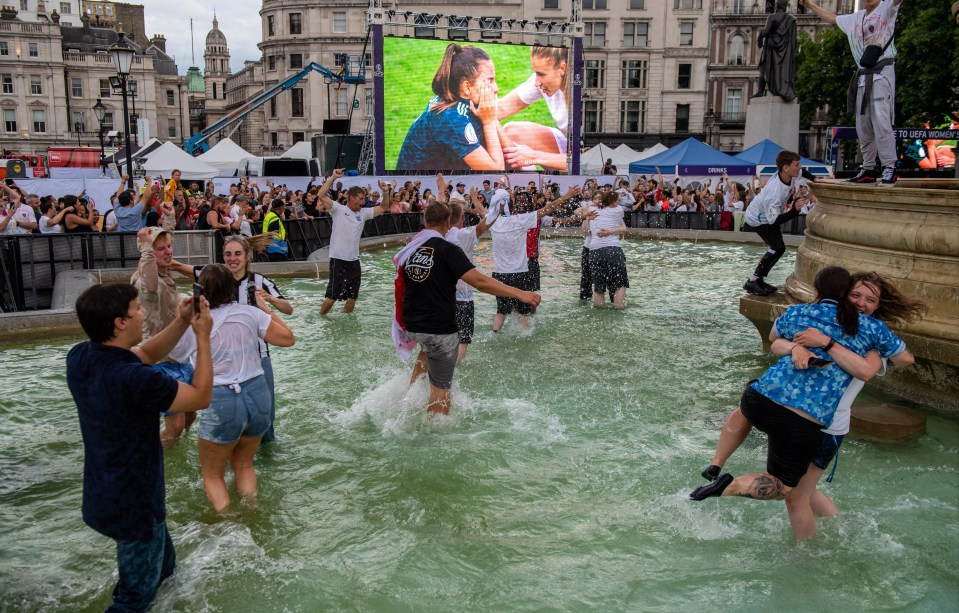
[
  {"xmin": 627, "ymin": 138, "xmax": 756, "ymax": 185},
  {"xmin": 734, "ymin": 139, "xmax": 833, "ymax": 176}
]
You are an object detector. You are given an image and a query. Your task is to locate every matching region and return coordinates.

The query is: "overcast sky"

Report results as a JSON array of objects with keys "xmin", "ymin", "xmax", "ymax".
[{"xmin": 140, "ymin": 0, "xmax": 263, "ymax": 74}]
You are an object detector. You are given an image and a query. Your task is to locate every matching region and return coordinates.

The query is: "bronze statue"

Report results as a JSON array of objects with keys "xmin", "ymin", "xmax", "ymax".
[{"xmin": 754, "ymin": 0, "xmax": 798, "ymax": 102}]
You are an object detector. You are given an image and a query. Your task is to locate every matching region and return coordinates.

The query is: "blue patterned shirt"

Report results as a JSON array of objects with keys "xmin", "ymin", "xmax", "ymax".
[{"xmin": 752, "ymin": 301, "xmax": 905, "ymax": 427}]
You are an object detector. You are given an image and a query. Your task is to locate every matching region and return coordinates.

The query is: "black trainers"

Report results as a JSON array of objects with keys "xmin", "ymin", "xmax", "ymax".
[
  {"xmin": 690, "ymin": 473, "xmax": 734, "ymax": 501},
  {"xmin": 878, "ymin": 167, "xmax": 897, "ymax": 187},
  {"xmin": 847, "ymin": 168, "xmax": 878, "ymax": 184},
  {"xmin": 759, "ymin": 279, "xmax": 778, "ymax": 294},
  {"xmin": 744, "ymin": 279, "xmax": 775, "ymax": 296},
  {"xmin": 701, "ymin": 464, "xmax": 721, "ymax": 481}
]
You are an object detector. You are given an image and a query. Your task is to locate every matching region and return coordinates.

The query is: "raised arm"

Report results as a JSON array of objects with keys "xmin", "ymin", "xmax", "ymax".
[
  {"xmin": 537, "ymin": 186, "xmax": 581, "ymax": 219},
  {"xmin": 316, "ymin": 168, "xmax": 345, "ymax": 210},
  {"xmin": 436, "ymin": 173, "xmax": 448, "ymax": 204},
  {"xmin": 799, "ymin": 0, "xmax": 837, "ymax": 25}
]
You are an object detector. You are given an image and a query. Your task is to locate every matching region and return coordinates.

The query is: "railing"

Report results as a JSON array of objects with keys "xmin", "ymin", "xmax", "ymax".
[{"xmin": 625, "ymin": 210, "xmax": 807, "ymax": 236}]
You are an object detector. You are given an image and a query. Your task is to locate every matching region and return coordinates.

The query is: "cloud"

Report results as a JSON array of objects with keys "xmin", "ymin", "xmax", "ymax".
[{"xmin": 141, "ymin": 0, "xmax": 261, "ymax": 75}]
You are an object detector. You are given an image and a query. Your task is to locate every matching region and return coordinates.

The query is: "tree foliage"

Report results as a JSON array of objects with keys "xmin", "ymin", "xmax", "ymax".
[{"xmin": 796, "ymin": 0, "xmax": 959, "ymax": 129}]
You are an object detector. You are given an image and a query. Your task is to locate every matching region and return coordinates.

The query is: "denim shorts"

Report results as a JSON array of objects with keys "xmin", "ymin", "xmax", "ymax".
[
  {"xmin": 153, "ymin": 361, "xmax": 194, "ymax": 417},
  {"xmin": 197, "ymin": 375, "xmax": 271, "ymax": 445}
]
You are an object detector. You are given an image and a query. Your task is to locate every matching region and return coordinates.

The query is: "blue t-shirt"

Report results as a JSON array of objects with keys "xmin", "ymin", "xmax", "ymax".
[
  {"xmin": 752, "ymin": 301, "xmax": 905, "ymax": 427},
  {"xmin": 396, "ymin": 97, "xmax": 486, "ymax": 171},
  {"xmin": 67, "ymin": 342, "xmax": 179, "ymax": 541},
  {"xmin": 114, "ymin": 202, "xmax": 145, "ymax": 232}
]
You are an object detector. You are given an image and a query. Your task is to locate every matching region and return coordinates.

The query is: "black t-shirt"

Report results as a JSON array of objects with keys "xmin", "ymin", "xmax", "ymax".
[
  {"xmin": 66, "ymin": 342, "xmax": 179, "ymax": 541},
  {"xmin": 401, "ymin": 237, "xmax": 475, "ymax": 334}
]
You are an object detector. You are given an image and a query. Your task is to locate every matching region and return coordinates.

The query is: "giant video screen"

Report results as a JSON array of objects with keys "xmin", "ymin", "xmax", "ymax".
[{"xmin": 382, "ymin": 36, "xmax": 572, "ymax": 173}]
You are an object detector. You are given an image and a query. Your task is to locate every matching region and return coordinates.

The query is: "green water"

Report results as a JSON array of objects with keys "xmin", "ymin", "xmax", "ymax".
[{"xmin": 1, "ymin": 239, "xmax": 957, "ymax": 612}]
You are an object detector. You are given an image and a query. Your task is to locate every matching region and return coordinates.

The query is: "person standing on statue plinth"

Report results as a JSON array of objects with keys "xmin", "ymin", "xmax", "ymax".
[
  {"xmin": 801, "ymin": 0, "xmax": 903, "ymax": 186},
  {"xmin": 753, "ymin": 0, "xmax": 798, "ymax": 102}
]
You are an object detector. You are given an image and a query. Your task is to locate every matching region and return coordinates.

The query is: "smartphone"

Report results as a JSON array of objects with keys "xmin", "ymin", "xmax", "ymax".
[
  {"xmin": 246, "ymin": 283, "xmax": 257, "ymax": 306},
  {"xmin": 192, "ymin": 283, "xmax": 203, "ymax": 314},
  {"xmin": 4, "ymin": 178, "xmax": 14, "ymax": 186},
  {"xmin": 807, "ymin": 357, "xmax": 832, "ymax": 368}
]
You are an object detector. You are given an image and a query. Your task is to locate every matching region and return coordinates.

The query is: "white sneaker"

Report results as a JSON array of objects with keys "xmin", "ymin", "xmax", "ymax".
[{"xmin": 878, "ymin": 167, "xmax": 897, "ymax": 186}]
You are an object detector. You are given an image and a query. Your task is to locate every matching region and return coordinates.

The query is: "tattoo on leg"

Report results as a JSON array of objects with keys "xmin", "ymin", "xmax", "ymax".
[{"xmin": 739, "ymin": 475, "xmax": 786, "ymax": 500}]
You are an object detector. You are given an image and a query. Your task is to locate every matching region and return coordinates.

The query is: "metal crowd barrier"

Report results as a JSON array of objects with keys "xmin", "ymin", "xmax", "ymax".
[{"xmin": 626, "ymin": 211, "xmax": 807, "ymax": 235}]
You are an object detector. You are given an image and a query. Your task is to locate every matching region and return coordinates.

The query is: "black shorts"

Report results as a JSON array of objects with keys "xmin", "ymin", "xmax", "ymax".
[
  {"xmin": 492, "ymin": 271, "xmax": 532, "ymax": 315},
  {"xmin": 525, "ymin": 257, "xmax": 541, "ymax": 291},
  {"xmin": 740, "ymin": 384, "xmax": 824, "ymax": 488},
  {"xmin": 455, "ymin": 301, "xmax": 474, "ymax": 344},
  {"xmin": 589, "ymin": 246, "xmax": 629, "ymax": 294},
  {"xmin": 325, "ymin": 258, "xmax": 362, "ymax": 301}
]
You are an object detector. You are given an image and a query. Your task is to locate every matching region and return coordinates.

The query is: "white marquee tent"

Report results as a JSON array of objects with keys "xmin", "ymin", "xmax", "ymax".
[
  {"xmin": 197, "ymin": 138, "xmax": 256, "ymax": 176},
  {"xmin": 141, "ymin": 141, "xmax": 219, "ymax": 180},
  {"xmin": 280, "ymin": 141, "xmax": 313, "ymax": 160}
]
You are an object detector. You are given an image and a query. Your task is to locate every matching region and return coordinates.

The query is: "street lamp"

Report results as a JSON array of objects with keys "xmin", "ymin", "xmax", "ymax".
[
  {"xmin": 93, "ymin": 98, "xmax": 107, "ymax": 174},
  {"xmin": 704, "ymin": 107, "xmax": 716, "ymax": 148},
  {"xmin": 109, "ymin": 32, "xmax": 135, "ymax": 189}
]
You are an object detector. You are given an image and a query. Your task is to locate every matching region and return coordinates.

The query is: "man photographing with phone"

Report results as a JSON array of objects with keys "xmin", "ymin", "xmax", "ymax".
[{"xmin": 801, "ymin": 0, "xmax": 903, "ymax": 186}]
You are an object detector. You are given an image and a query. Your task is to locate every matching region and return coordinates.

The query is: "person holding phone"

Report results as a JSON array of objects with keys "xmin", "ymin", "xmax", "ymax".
[{"xmin": 689, "ymin": 267, "xmax": 908, "ymax": 534}]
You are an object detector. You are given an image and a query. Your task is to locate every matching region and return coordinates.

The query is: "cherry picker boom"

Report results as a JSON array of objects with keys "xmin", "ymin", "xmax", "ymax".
[{"xmin": 183, "ymin": 58, "xmax": 366, "ymax": 156}]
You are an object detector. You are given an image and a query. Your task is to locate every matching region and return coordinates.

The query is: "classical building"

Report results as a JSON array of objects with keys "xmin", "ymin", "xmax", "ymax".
[
  {"xmin": 203, "ymin": 15, "xmax": 230, "ymax": 130},
  {"xmin": 706, "ymin": 0, "xmax": 845, "ymax": 157},
  {"xmin": 79, "ymin": 1, "xmax": 146, "ymax": 44},
  {"xmin": 11, "ymin": 0, "xmax": 83, "ymax": 27}
]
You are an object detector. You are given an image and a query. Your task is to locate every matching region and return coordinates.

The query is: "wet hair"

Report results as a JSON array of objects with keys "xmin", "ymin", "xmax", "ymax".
[
  {"xmin": 601, "ymin": 191, "xmax": 620, "ymax": 208},
  {"xmin": 814, "ymin": 266, "xmax": 859, "ymax": 337},
  {"xmin": 198, "ymin": 264, "xmax": 236, "ymax": 309},
  {"xmin": 448, "ymin": 201, "xmax": 464, "ymax": 226},
  {"xmin": 852, "ymin": 271, "xmax": 929, "ymax": 326},
  {"xmin": 430, "ymin": 43, "xmax": 491, "ymax": 113},
  {"xmin": 223, "ymin": 235, "xmax": 254, "ymax": 279},
  {"xmin": 75, "ymin": 283, "xmax": 139, "ymax": 343},
  {"xmin": 776, "ymin": 150, "xmax": 800, "ymax": 171},
  {"xmin": 424, "ymin": 201, "xmax": 452, "ymax": 227}
]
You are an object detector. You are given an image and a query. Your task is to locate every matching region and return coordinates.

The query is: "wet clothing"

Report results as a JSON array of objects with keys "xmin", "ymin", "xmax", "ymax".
[{"xmin": 400, "ymin": 236, "xmax": 475, "ymax": 335}]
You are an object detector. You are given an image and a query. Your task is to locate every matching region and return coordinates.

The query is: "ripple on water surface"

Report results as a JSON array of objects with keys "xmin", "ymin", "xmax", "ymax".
[{"xmin": 1, "ymin": 239, "xmax": 957, "ymax": 612}]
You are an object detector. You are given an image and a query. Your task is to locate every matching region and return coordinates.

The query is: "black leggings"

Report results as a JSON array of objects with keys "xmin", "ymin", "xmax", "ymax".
[{"xmin": 745, "ymin": 207, "xmax": 800, "ymax": 278}]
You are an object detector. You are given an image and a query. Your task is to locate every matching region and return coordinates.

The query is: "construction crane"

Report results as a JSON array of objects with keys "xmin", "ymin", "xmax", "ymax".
[{"xmin": 183, "ymin": 58, "xmax": 366, "ymax": 156}]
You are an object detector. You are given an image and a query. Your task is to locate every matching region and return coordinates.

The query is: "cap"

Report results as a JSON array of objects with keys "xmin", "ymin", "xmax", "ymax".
[{"xmin": 137, "ymin": 226, "xmax": 173, "ymax": 249}]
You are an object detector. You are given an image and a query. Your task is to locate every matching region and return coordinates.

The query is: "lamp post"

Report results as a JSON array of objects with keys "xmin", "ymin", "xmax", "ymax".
[
  {"xmin": 704, "ymin": 107, "xmax": 716, "ymax": 148},
  {"xmin": 93, "ymin": 98, "xmax": 107, "ymax": 175},
  {"xmin": 109, "ymin": 32, "xmax": 135, "ymax": 190}
]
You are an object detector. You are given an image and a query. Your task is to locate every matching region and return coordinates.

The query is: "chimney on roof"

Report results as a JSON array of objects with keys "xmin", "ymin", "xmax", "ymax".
[
  {"xmin": 151, "ymin": 34, "xmax": 166, "ymax": 53},
  {"xmin": 1, "ymin": 6, "xmax": 18, "ymax": 21}
]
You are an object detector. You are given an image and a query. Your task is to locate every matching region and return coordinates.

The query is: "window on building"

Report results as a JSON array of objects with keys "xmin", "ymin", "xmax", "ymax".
[
  {"xmin": 678, "ymin": 63, "xmax": 691, "ymax": 89},
  {"xmin": 674, "ymin": 0, "xmax": 703, "ymax": 8},
  {"xmin": 105, "ymin": 6, "xmax": 112, "ymax": 15},
  {"xmin": 267, "ymin": 15, "xmax": 275, "ymax": 36},
  {"xmin": 583, "ymin": 0, "xmax": 608, "ymax": 8},
  {"xmin": 168, "ymin": 118, "xmax": 176, "ymax": 138},
  {"xmin": 623, "ymin": 21, "xmax": 648, "ymax": 46},
  {"xmin": 270, "ymin": 97, "xmax": 277, "ymax": 118},
  {"xmin": 480, "ymin": 17, "xmax": 502, "ymax": 39},
  {"xmin": 70, "ymin": 77, "xmax": 82, "ymax": 97},
  {"xmin": 630, "ymin": 0, "xmax": 646, "ymax": 8},
  {"xmin": 728, "ymin": 35, "xmax": 745, "ymax": 65},
  {"xmin": 166, "ymin": 90, "xmax": 175, "ymax": 106},
  {"xmin": 544, "ymin": 0, "xmax": 559, "ymax": 8},
  {"xmin": 292, "ymin": 132, "xmax": 305, "ymax": 144},
  {"xmin": 268, "ymin": 55, "xmax": 277, "ymax": 71},
  {"xmin": 726, "ymin": 88, "xmax": 743, "ymax": 118},
  {"xmin": 448, "ymin": 15, "xmax": 468, "ymax": 40},
  {"xmin": 271, "ymin": 132, "xmax": 279, "ymax": 147},
  {"xmin": 3, "ymin": 109, "xmax": 16, "ymax": 133},
  {"xmin": 335, "ymin": 89, "xmax": 348, "ymax": 116},
  {"xmin": 99, "ymin": 79, "xmax": 111, "ymax": 97},
  {"xmin": 2, "ymin": 74, "xmax": 14, "ymax": 94},
  {"xmin": 584, "ymin": 100, "xmax": 603, "ymax": 133},
  {"xmin": 289, "ymin": 13, "xmax": 302, "ymax": 35},
  {"xmin": 584, "ymin": 59, "xmax": 605, "ymax": 88},
  {"xmin": 73, "ymin": 111, "xmax": 84, "ymax": 132},
  {"xmin": 584, "ymin": 22, "xmax": 606, "ymax": 47},
  {"xmin": 733, "ymin": 0, "xmax": 746, "ymax": 13},
  {"xmin": 0, "ymin": 42, "xmax": 8, "ymax": 56},
  {"xmin": 414, "ymin": 13, "xmax": 437, "ymax": 38},
  {"xmin": 620, "ymin": 100, "xmax": 646, "ymax": 133},
  {"xmin": 30, "ymin": 75, "xmax": 42, "ymax": 95},
  {"xmin": 621, "ymin": 60, "xmax": 648, "ymax": 89},
  {"xmin": 291, "ymin": 88, "xmax": 304, "ymax": 117},
  {"xmin": 333, "ymin": 11, "xmax": 347, "ymax": 33},
  {"xmin": 60, "ymin": 2, "xmax": 71, "ymax": 13},
  {"xmin": 676, "ymin": 104, "xmax": 690, "ymax": 132},
  {"xmin": 101, "ymin": 112, "xmax": 113, "ymax": 131},
  {"xmin": 29, "ymin": 43, "xmax": 38, "ymax": 58},
  {"xmin": 20, "ymin": 0, "xmax": 27, "ymax": 10},
  {"xmin": 679, "ymin": 21, "xmax": 694, "ymax": 45},
  {"xmin": 290, "ymin": 53, "xmax": 303, "ymax": 69},
  {"xmin": 32, "ymin": 109, "xmax": 45, "ymax": 133}
]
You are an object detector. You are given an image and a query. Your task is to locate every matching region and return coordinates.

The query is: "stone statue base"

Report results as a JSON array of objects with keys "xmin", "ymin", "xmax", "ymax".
[{"xmin": 744, "ymin": 96, "xmax": 799, "ymax": 153}]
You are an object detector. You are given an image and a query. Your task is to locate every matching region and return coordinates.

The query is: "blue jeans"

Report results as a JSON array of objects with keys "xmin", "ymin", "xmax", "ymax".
[
  {"xmin": 153, "ymin": 361, "xmax": 195, "ymax": 417},
  {"xmin": 108, "ymin": 518, "xmax": 175, "ymax": 612},
  {"xmin": 260, "ymin": 356, "xmax": 276, "ymax": 444}
]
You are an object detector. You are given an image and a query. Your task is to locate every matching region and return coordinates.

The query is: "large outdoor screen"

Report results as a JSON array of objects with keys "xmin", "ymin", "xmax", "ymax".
[{"xmin": 382, "ymin": 36, "xmax": 572, "ymax": 173}]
